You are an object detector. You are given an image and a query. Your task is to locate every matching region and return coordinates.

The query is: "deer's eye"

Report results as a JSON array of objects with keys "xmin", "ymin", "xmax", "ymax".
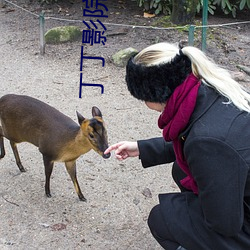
[{"xmin": 89, "ymin": 133, "xmax": 94, "ymax": 139}]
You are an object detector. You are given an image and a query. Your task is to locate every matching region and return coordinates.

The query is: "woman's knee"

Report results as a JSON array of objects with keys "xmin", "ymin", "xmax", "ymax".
[
  {"xmin": 148, "ymin": 204, "xmax": 161, "ymax": 233},
  {"xmin": 148, "ymin": 205, "xmax": 179, "ymax": 249}
]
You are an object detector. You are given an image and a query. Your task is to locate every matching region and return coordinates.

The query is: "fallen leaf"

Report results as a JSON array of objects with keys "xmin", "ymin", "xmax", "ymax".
[
  {"xmin": 143, "ymin": 12, "xmax": 155, "ymax": 18},
  {"xmin": 51, "ymin": 223, "xmax": 67, "ymax": 231}
]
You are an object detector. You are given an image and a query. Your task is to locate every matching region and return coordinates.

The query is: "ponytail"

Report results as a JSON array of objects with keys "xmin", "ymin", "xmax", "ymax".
[{"xmin": 181, "ymin": 46, "xmax": 250, "ymax": 112}]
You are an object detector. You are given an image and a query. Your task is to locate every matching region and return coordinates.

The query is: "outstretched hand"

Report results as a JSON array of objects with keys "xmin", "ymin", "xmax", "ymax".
[{"xmin": 104, "ymin": 141, "xmax": 139, "ymax": 160}]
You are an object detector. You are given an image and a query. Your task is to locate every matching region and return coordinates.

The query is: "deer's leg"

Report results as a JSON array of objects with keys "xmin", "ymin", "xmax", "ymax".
[
  {"xmin": 43, "ymin": 155, "xmax": 54, "ymax": 198},
  {"xmin": 0, "ymin": 127, "xmax": 5, "ymax": 159},
  {"xmin": 10, "ymin": 141, "xmax": 25, "ymax": 172},
  {"xmin": 65, "ymin": 160, "xmax": 86, "ymax": 202}
]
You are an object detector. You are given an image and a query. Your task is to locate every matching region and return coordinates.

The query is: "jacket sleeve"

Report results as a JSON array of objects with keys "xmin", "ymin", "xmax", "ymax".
[
  {"xmin": 137, "ymin": 137, "xmax": 175, "ymax": 168},
  {"xmin": 185, "ymin": 136, "xmax": 249, "ymax": 237}
]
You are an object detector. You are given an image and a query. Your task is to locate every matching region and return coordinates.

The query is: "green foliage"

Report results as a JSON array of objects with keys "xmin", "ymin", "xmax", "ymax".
[
  {"xmin": 213, "ymin": 0, "xmax": 238, "ymax": 17},
  {"xmin": 239, "ymin": 0, "xmax": 250, "ymax": 9},
  {"xmin": 136, "ymin": 0, "xmax": 172, "ymax": 15},
  {"xmin": 206, "ymin": 0, "xmax": 250, "ymax": 17},
  {"xmin": 136, "ymin": 0, "xmax": 250, "ymax": 18},
  {"xmin": 197, "ymin": 0, "xmax": 216, "ymax": 15}
]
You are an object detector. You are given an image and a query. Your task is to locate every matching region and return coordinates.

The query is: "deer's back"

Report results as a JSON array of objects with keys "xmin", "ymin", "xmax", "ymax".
[{"xmin": 0, "ymin": 94, "xmax": 79, "ymax": 148}]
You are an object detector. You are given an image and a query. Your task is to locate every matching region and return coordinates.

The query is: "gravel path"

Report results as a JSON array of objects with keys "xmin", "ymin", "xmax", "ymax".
[
  {"xmin": 0, "ymin": 4, "xmax": 175, "ymax": 250},
  {"xmin": 0, "ymin": 1, "xmax": 249, "ymax": 249}
]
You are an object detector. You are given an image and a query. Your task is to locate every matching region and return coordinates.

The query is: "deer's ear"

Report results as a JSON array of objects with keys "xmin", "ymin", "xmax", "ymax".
[
  {"xmin": 92, "ymin": 106, "xmax": 102, "ymax": 118},
  {"xmin": 76, "ymin": 111, "xmax": 85, "ymax": 125}
]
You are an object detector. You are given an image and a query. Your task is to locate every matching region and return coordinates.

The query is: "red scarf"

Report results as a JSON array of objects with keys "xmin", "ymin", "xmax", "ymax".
[{"xmin": 158, "ymin": 73, "xmax": 201, "ymax": 194}]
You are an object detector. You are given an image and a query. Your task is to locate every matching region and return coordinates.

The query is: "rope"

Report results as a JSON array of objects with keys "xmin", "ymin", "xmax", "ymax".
[
  {"xmin": 43, "ymin": 15, "xmax": 250, "ymax": 30},
  {"xmin": 45, "ymin": 16, "xmax": 82, "ymax": 23},
  {"xmin": 44, "ymin": 16, "xmax": 189, "ymax": 30},
  {"xmin": 4, "ymin": 0, "xmax": 250, "ymax": 31},
  {"xmin": 196, "ymin": 20, "xmax": 250, "ymax": 28},
  {"xmin": 4, "ymin": 0, "xmax": 39, "ymax": 17}
]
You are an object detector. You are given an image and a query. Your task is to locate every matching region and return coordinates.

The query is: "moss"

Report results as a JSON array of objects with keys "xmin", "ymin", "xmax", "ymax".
[
  {"xmin": 152, "ymin": 16, "xmax": 172, "ymax": 28},
  {"xmin": 152, "ymin": 16, "xmax": 199, "ymax": 32},
  {"xmin": 45, "ymin": 26, "xmax": 82, "ymax": 44}
]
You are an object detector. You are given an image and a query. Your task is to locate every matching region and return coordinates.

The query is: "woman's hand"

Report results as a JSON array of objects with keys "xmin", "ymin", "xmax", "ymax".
[{"xmin": 104, "ymin": 141, "xmax": 139, "ymax": 160}]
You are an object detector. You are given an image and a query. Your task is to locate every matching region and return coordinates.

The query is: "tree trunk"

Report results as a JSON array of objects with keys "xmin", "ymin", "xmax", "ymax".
[{"xmin": 171, "ymin": 0, "xmax": 198, "ymax": 25}]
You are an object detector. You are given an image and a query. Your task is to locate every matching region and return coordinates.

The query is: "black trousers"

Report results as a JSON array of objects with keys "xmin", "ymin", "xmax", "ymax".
[
  {"xmin": 148, "ymin": 162, "xmax": 250, "ymax": 250},
  {"xmin": 148, "ymin": 162, "xmax": 188, "ymax": 250}
]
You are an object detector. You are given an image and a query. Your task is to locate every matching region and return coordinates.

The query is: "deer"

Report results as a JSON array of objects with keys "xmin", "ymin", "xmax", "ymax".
[{"xmin": 0, "ymin": 94, "xmax": 110, "ymax": 201}]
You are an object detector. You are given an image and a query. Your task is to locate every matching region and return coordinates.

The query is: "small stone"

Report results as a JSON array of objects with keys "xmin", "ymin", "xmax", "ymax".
[
  {"xmin": 112, "ymin": 47, "xmax": 138, "ymax": 67},
  {"xmin": 133, "ymin": 198, "xmax": 140, "ymax": 205},
  {"xmin": 142, "ymin": 188, "xmax": 152, "ymax": 198},
  {"xmin": 39, "ymin": 223, "xmax": 50, "ymax": 228},
  {"xmin": 45, "ymin": 26, "xmax": 82, "ymax": 44},
  {"xmin": 231, "ymin": 71, "xmax": 247, "ymax": 82}
]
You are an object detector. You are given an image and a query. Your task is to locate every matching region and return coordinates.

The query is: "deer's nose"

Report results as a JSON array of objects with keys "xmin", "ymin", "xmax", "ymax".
[{"xmin": 103, "ymin": 152, "xmax": 111, "ymax": 159}]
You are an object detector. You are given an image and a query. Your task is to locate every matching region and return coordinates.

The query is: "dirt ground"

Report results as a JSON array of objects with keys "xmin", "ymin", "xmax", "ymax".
[{"xmin": 0, "ymin": 0, "xmax": 249, "ymax": 249}]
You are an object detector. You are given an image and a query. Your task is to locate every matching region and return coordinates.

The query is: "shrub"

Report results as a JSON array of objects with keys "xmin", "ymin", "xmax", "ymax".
[
  {"xmin": 136, "ymin": 0, "xmax": 250, "ymax": 18},
  {"xmin": 136, "ymin": 0, "xmax": 172, "ymax": 15}
]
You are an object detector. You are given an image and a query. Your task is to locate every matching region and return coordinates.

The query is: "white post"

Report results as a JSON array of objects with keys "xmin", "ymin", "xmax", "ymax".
[
  {"xmin": 39, "ymin": 11, "xmax": 45, "ymax": 55},
  {"xmin": 0, "ymin": 0, "xmax": 5, "ymax": 8}
]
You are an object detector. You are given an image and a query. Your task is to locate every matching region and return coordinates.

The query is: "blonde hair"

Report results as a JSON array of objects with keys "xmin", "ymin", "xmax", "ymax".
[{"xmin": 134, "ymin": 42, "xmax": 250, "ymax": 113}]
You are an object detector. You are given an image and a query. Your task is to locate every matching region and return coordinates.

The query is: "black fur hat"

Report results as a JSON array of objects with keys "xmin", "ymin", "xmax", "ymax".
[{"xmin": 125, "ymin": 52, "xmax": 192, "ymax": 103}]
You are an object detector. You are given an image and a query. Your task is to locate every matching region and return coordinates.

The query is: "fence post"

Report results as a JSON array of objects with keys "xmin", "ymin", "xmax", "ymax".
[
  {"xmin": 39, "ymin": 11, "xmax": 45, "ymax": 55},
  {"xmin": 188, "ymin": 25, "xmax": 195, "ymax": 46},
  {"xmin": 0, "ymin": 0, "xmax": 5, "ymax": 8},
  {"xmin": 202, "ymin": 0, "xmax": 208, "ymax": 51}
]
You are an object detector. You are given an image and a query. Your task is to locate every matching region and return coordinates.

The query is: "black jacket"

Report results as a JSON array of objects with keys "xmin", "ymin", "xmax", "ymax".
[{"xmin": 138, "ymin": 84, "xmax": 250, "ymax": 249}]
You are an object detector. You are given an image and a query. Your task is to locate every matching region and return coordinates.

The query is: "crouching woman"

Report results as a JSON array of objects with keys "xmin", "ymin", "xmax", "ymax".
[{"xmin": 105, "ymin": 42, "xmax": 250, "ymax": 249}]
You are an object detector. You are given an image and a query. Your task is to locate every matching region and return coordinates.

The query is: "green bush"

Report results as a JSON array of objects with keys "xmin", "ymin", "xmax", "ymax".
[
  {"xmin": 136, "ymin": 0, "xmax": 250, "ymax": 18},
  {"xmin": 136, "ymin": 0, "xmax": 172, "ymax": 15},
  {"xmin": 212, "ymin": 0, "xmax": 250, "ymax": 17},
  {"xmin": 196, "ymin": 0, "xmax": 216, "ymax": 15}
]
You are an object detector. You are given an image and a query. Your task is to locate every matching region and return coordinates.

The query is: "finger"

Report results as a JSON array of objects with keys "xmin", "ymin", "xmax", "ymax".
[
  {"xmin": 104, "ymin": 143, "xmax": 122, "ymax": 154},
  {"xmin": 116, "ymin": 153, "xmax": 128, "ymax": 160},
  {"xmin": 104, "ymin": 142, "xmax": 126, "ymax": 154},
  {"xmin": 104, "ymin": 147, "xmax": 113, "ymax": 155},
  {"xmin": 115, "ymin": 144, "xmax": 128, "ymax": 155},
  {"xmin": 115, "ymin": 154, "xmax": 123, "ymax": 160}
]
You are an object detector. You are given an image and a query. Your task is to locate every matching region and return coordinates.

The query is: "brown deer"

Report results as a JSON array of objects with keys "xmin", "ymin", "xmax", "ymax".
[{"xmin": 0, "ymin": 94, "xmax": 110, "ymax": 201}]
